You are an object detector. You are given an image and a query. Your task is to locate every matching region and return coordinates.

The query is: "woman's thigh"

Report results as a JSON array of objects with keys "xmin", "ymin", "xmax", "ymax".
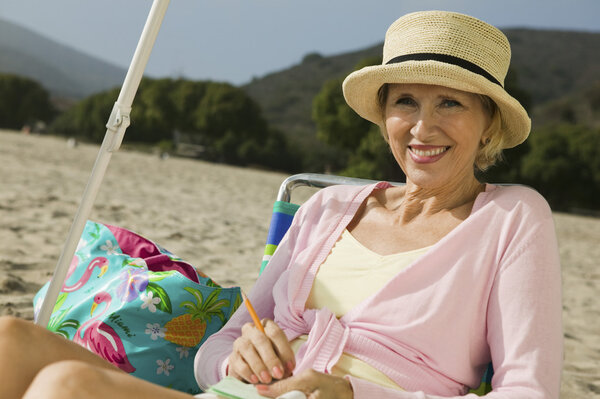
[
  {"xmin": 0, "ymin": 316, "xmax": 119, "ymax": 398},
  {"xmin": 0, "ymin": 315, "xmax": 119, "ymax": 368},
  {"xmin": 23, "ymin": 360, "xmax": 194, "ymax": 399}
]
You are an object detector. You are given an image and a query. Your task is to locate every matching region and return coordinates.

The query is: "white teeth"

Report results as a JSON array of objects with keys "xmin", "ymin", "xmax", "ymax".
[{"xmin": 411, "ymin": 147, "xmax": 448, "ymax": 157}]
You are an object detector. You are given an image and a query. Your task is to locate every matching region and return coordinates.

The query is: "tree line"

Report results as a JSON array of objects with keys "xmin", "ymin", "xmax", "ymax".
[
  {"xmin": 1, "ymin": 71, "xmax": 598, "ymax": 213},
  {"xmin": 0, "ymin": 74, "xmax": 300, "ymax": 171},
  {"xmin": 0, "ymin": 74, "xmax": 55, "ymax": 129},
  {"xmin": 50, "ymin": 78, "xmax": 300, "ymax": 171}
]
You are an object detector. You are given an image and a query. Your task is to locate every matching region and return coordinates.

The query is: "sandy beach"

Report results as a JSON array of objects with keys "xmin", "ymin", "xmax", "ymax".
[{"xmin": 0, "ymin": 130, "xmax": 598, "ymax": 397}]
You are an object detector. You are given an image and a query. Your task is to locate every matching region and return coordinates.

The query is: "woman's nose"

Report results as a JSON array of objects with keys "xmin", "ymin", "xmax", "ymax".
[{"xmin": 409, "ymin": 111, "xmax": 437, "ymax": 140}]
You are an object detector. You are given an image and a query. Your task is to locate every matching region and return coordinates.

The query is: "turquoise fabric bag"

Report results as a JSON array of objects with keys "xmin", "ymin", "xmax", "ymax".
[{"xmin": 34, "ymin": 221, "xmax": 242, "ymax": 395}]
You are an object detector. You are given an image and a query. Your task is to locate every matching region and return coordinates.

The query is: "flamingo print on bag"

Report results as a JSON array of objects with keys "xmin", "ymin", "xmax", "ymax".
[
  {"xmin": 73, "ymin": 291, "xmax": 136, "ymax": 373},
  {"xmin": 62, "ymin": 257, "xmax": 109, "ymax": 293}
]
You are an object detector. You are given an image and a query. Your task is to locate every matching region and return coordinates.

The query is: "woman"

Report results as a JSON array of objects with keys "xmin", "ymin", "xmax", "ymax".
[
  {"xmin": 0, "ymin": 10, "xmax": 561, "ymax": 399},
  {"xmin": 195, "ymin": 10, "xmax": 562, "ymax": 399}
]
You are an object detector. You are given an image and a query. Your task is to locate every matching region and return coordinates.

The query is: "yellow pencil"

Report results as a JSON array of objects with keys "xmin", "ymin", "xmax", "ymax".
[{"xmin": 241, "ymin": 291, "xmax": 265, "ymax": 334}]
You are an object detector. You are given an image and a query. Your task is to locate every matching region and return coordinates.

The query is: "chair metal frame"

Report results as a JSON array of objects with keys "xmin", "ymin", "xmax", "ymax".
[{"xmin": 277, "ymin": 173, "xmax": 403, "ymax": 203}]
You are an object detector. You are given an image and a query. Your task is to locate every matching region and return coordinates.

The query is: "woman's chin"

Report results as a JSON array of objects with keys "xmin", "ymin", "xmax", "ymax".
[{"xmin": 404, "ymin": 170, "xmax": 448, "ymax": 189}]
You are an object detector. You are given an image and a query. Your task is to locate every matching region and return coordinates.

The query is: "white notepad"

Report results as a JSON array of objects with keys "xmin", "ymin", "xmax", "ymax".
[{"xmin": 206, "ymin": 377, "xmax": 270, "ymax": 399}]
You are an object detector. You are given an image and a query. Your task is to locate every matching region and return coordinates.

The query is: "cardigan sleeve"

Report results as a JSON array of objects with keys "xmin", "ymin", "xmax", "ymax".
[
  {"xmin": 194, "ymin": 222, "xmax": 299, "ymax": 389},
  {"xmin": 194, "ymin": 191, "xmax": 314, "ymax": 389},
  {"xmin": 484, "ymin": 209, "xmax": 563, "ymax": 398}
]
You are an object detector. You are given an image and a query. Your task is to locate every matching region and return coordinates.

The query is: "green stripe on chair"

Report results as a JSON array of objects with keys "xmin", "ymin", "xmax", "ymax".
[
  {"xmin": 469, "ymin": 363, "xmax": 493, "ymax": 394},
  {"xmin": 260, "ymin": 202, "xmax": 300, "ymax": 274},
  {"xmin": 469, "ymin": 381, "xmax": 492, "ymax": 395},
  {"xmin": 272, "ymin": 201, "xmax": 300, "ymax": 216},
  {"xmin": 264, "ymin": 243, "xmax": 278, "ymax": 256}
]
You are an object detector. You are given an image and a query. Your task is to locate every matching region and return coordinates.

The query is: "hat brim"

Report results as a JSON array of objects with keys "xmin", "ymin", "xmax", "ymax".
[{"xmin": 342, "ymin": 61, "xmax": 531, "ymax": 149}]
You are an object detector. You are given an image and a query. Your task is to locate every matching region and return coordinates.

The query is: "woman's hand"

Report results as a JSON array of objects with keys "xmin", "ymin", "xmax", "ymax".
[
  {"xmin": 228, "ymin": 319, "xmax": 296, "ymax": 384},
  {"xmin": 255, "ymin": 369, "xmax": 353, "ymax": 399}
]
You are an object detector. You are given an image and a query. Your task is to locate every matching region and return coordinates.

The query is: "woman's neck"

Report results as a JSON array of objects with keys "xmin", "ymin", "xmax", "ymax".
[{"xmin": 394, "ymin": 174, "xmax": 484, "ymax": 222}]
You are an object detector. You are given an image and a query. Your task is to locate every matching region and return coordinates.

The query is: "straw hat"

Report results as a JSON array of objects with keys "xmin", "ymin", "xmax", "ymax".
[{"xmin": 342, "ymin": 10, "xmax": 530, "ymax": 149}]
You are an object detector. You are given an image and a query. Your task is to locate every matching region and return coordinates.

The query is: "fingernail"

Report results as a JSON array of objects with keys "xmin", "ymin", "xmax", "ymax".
[
  {"xmin": 272, "ymin": 365, "xmax": 284, "ymax": 379},
  {"xmin": 260, "ymin": 370, "xmax": 272, "ymax": 383},
  {"xmin": 249, "ymin": 374, "xmax": 259, "ymax": 384},
  {"xmin": 286, "ymin": 360, "xmax": 295, "ymax": 372},
  {"xmin": 256, "ymin": 384, "xmax": 268, "ymax": 393}
]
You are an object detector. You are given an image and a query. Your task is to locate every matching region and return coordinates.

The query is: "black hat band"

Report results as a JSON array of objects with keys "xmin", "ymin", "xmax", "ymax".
[{"xmin": 386, "ymin": 53, "xmax": 503, "ymax": 87}]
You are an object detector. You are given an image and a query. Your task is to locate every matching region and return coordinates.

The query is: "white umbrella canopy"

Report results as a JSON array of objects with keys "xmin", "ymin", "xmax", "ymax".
[{"xmin": 36, "ymin": 0, "xmax": 171, "ymax": 327}]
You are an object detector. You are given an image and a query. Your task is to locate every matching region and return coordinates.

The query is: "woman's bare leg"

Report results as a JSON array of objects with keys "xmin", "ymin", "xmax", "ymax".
[
  {"xmin": 0, "ymin": 316, "xmax": 121, "ymax": 398},
  {"xmin": 22, "ymin": 360, "xmax": 193, "ymax": 399}
]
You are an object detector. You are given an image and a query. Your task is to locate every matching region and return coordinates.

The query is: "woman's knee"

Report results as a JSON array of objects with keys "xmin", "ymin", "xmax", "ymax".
[
  {"xmin": 0, "ymin": 316, "xmax": 60, "ymax": 357},
  {"xmin": 0, "ymin": 316, "xmax": 34, "ymax": 350},
  {"xmin": 0, "ymin": 315, "xmax": 29, "ymax": 334},
  {"xmin": 24, "ymin": 360, "xmax": 105, "ymax": 398}
]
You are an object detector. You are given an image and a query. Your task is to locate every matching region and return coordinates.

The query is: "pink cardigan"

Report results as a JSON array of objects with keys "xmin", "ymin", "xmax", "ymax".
[{"xmin": 195, "ymin": 183, "xmax": 563, "ymax": 398}]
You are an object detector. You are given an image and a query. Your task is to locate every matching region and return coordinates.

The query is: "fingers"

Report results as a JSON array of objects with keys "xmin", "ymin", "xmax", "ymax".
[
  {"xmin": 229, "ymin": 320, "xmax": 294, "ymax": 384},
  {"xmin": 256, "ymin": 370, "xmax": 312, "ymax": 398},
  {"xmin": 231, "ymin": 324, "xmax": 270, "ymax": 383},
  {"xmin": 263, "ymin": 320, "xmax": 296, "ymax": 377},
  {"xmin": 227, "ymin": 344, "xmax": 260, "ymax": 384},
  {"xmin": 243, "ymin": 322, "xmax": 284, "ymax": 382},
  {"xmin": 256, "ymin": 369, "xmax": 353, "ymax": 399}
]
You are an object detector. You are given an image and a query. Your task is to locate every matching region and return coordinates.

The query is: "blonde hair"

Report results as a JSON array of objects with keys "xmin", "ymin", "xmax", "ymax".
[
  {"xmin": 475, "ymin": 100, "xmax": 503, "ymax": 171},
  {"xmin": 376, "ymin": 83, "xmax": 504, "ymax": 171}
]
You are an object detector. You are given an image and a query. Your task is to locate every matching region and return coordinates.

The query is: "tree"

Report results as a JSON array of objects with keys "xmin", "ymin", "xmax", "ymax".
[
  {"xmin": 312, "ymin": 78, "xmax": 371, "ymax": 150},
  {"xmin": 312, "ymin": 56, "xmax": 395, "ymax": 180},
  {"xmin": 170, "ymin": 79, "xmax": 208, "ymax": 133},
  {"xmin": 190, "ymin": 82, "xmax": 270, "ymax": 165},
  {"xmin": 477, "ymin": 67, "xmax": 533, "ymax": 183},
  {"xmin": 343, "ymin": 126, "xmax": 405, "ymax": 181},
  {"xmin": 128, "ymin": 78, "xmax": 177, "ymax": 143},
  {"xmin": 520, "ymin": 124, "xmax": 600, "ymax": 211},
  {"xmin": 50, "ymin": 87, "xmax": 119, "ymax": 141},
  {"xmin": 0, "ymin": 74, "xmax": 55, "ymax": 129}
]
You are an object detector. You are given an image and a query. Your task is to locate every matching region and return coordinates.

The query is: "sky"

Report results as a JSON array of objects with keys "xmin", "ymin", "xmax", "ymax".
[{"xmin": 1, "ymin": 0, "xmax": 599, "ymax": 85}]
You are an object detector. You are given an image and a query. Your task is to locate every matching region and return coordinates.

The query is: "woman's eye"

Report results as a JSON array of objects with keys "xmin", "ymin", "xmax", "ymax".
[
  {"xmin": 395, "ymin": 97, "xmax": 416, "ymax": 106},
  {"xmin": 441, "ymin": 99, "xmax": 461, "ymax": 108}
]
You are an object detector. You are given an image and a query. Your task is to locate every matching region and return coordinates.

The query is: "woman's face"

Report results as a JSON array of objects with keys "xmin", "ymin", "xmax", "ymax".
[{"xmin": 384, "ymin": 83, "xmax": 491, "ymax": 189}]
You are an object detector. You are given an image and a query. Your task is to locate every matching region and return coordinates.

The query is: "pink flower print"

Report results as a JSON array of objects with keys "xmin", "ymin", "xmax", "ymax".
[{"xmin": 116, "ymin": 269, "xmax": 149, "ymax": 303}]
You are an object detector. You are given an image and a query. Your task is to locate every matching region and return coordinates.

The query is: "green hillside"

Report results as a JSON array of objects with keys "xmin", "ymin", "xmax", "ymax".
[
  {"xmin": 533, "ymin": 80, "xmax": 600, "ymax": 128},
  {"xmin": 242, "ymin": 46, "xmax": 380, "ymax": 144},
  {"xmin": 506, "ymin": 29, "xmax": 600, "ymax": 104}
]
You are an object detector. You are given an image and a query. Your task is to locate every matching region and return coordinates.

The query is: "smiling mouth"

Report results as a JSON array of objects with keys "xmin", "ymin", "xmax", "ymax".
[{"xmin": 409, "ymin": 146, "xmax": 450, "ymax": 157}]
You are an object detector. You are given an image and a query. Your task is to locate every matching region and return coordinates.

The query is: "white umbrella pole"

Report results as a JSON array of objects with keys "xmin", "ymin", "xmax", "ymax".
[{"xmin": 36, "ymin": 0, "xmax": 171, "ymax": 327}]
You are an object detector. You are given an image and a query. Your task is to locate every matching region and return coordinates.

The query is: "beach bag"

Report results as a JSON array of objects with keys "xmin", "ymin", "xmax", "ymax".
[{"xmin": 34, "ymin": 220, "xmax": 242, "ymax": 395}]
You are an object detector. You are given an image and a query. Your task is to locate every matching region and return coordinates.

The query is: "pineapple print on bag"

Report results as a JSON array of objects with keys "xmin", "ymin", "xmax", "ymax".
[{"xmin": 164, "ymin": 287, "xmax": 230, "ymax": 347}]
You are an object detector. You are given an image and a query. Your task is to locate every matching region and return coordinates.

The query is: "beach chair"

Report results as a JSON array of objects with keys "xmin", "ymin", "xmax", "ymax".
[{"xmin": 260, "ymin": 173, "xmax": 493, "ymax": 395}]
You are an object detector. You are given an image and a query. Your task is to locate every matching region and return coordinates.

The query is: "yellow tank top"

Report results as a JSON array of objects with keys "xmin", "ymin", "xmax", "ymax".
[{"xmin": 290, "ymin": 229, "xmax": 430, "ymax": 390}]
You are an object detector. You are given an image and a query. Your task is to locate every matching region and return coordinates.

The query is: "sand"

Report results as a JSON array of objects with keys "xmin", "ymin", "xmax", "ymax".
[{"xmin": 0, "ymin": 129, "xmax": 598, "ymax": 397}]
